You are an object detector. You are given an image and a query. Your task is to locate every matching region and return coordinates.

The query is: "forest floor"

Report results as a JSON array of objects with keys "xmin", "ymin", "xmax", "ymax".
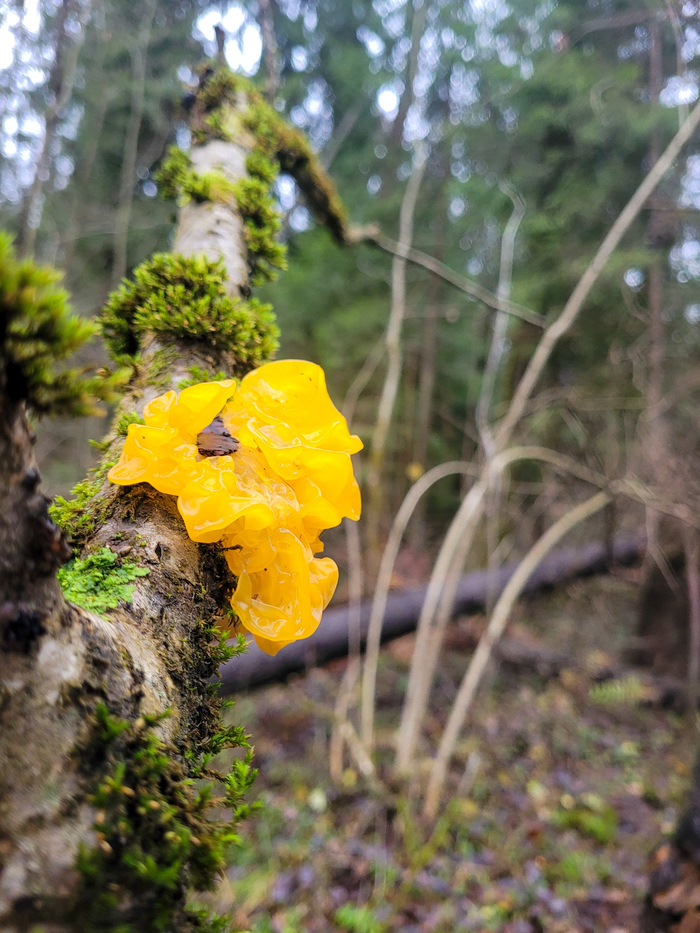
[{"xmin": 212, "ymin": 573, "xmax": 693, "ymax": 933}]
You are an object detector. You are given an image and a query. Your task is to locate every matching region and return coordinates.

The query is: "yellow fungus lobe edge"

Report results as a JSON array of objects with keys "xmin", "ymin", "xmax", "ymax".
[{"xmin": 108, "ymin": 360, "xmax": 362, "ymax": 654}]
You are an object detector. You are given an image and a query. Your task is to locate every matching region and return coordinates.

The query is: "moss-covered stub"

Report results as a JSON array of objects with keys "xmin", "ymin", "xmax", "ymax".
[
  {"xmin": 101, "ymin": 252, "xmax": 279, "ymax": 367},
  {"xmin": 75, "ymin": 633, "xmax": 255, "ymax": 933},
  {"xmin": 156, "ymin": 141, "xmax": 286, "ymax": 288}
]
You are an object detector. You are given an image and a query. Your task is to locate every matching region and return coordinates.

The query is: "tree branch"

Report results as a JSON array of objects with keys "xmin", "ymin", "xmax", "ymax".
[{"xmin": 352, "ymin": 226, "xmax": 545, "ymax": 327}]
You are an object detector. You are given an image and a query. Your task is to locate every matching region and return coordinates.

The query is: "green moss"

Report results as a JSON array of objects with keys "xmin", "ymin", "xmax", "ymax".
[
  {"xmin": 57, "ymin": 547, "xmax": 149, "ymax": 613},
  {"xmin": 177, "ymin": 365, "xmax": 229, "ymax": 390},
  {"xmin": 101, "ymin": 253, "xmax": 279, "ymax": 368},
  {"xmin": 117, "ymin": 411, "xmax": 145, "ymax": 436},
  {"xmin": 74, "ymin": 635, "xmax": 256, "ymax": 932},
  {"xmin": 232, "ymin": 174, "xmax": 286, "ymax": 285},
  {"xmin": 155, "ymin": 150, "xmax": 238, "ymax": 206},
  {"xmin": 50, "ymin": 458, "xmax": 117, "ymax": 545},
  {"xmin": 0, "ymin": 232, "xmax": 127, "ymax": 416}
]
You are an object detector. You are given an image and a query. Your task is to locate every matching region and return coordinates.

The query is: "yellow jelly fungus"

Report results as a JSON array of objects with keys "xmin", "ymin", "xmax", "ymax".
[{"xmin": 108, "ymin": 361, "xmax": 362, "ymax": 655}]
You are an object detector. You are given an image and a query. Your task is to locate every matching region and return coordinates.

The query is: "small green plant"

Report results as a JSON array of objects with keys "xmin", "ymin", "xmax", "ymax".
[
  {"xmin": 335, "ymin": 903, "xmax": 382, "ymax": 933},
  {"xmin": 552, "ymin": 799, "xmax": 618, "ymax": 844},
  {"xmin": 57, "ymin": 547, "xmax": 149, "ymax": 613},
  {"xmin": 117, "ymin": 410, "xmax": 145, "ymax": 435},
  {"xmin": 50, "ymin": 458, "xmax": 117, "ymax": 544}
]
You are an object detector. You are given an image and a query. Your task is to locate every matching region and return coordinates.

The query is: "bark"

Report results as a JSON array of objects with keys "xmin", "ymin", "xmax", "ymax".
[
  {"xmin": 0, "ymin": 79, "xmax": 257, "ymax": 931},
  {"xmin": 219, "ymin": 533, "xmax": 644, "ymax": 692},
  {"xmin": 172, "ymin": 140, "xmax": 251, "ymax": 297}
]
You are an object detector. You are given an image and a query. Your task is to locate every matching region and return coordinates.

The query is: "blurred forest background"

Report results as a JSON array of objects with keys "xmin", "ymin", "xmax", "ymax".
[{"xmin": 3, "ymin": 0, "xmax": 700, "ymax": 930}]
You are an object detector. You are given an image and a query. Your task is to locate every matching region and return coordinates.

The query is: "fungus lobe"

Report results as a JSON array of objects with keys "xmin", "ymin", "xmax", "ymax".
[{"xmin": 108, "ymin": 361, "xmax": 362, "ymax": 654}]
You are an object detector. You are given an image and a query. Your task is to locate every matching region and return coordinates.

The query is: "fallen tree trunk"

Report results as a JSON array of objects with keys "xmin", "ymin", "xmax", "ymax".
[{"xmin": 220, "ymin": 533, "xmax": 644, "ymax": 692}]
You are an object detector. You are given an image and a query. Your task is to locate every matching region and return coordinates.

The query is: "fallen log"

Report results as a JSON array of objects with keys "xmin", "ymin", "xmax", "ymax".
[{"xmin": 220, "ymin": 533, "xmax": 644, "ymax": 693}]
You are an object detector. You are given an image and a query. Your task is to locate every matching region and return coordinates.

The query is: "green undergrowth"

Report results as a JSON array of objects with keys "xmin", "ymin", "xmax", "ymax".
[
  {"xmin": 0, "ymin": 232, "xmax": 126, "ymax": 416},
  {"xmin": 57, "ymin": 547, "xmax": 149, "ymax": 613},
  {"xmin": 75, "ymin": 633, "xmax": 257, "ymax": 932},
  {"xmin": 101, "ymin": 252, "xmax": 279, "ymax": 366}
]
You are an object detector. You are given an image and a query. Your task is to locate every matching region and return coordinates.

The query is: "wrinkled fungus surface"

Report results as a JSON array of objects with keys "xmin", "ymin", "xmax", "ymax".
[{"xmin": 108, "ymin": 361, "xmax": 362, "ymax": 654}]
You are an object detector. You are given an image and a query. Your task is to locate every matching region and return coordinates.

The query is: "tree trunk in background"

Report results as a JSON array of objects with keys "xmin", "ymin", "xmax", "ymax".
[
  {"xmin": 111, "ymin": 0, "xmax": 158, "ymax": 287},
  {"xmin": 392, "ymin": 0, "xmax": 427, "ymax": 145},
  {"xmin": 257, "ymin": 0, "xmax": 281, "ymax": 102},
  {"xmin": 17, "ymin": 0, "xmax": 85, "ymax": 258},
  {"xmin": 410, "ymin": 205, "xmax": 444, "ymax": 549},
  {"xmin": 61, "ymin": 33, "xmax": 115, "ymax": 276}
]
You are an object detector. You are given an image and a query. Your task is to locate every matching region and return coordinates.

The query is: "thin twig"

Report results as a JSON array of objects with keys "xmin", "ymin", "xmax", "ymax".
[
  {"xmin": 342, "ymin": 336, "xmax": 386, "ymax": 426},
  {"xmin": 361, "ymin": 462, "xmax": 473, "ymax": 751},
  {"xmin": 423, "ymin": 491, "xmax": 611, "ymax": 819},
  {"xmin": 366, "ymin": 144, "xmax": 428, "ymax": 558},
  {"xmin": 358, "ymin": 230, "xmax": 544, "ymax": 327},
  {"xmin": 329, "ymin": 518, "xmax": 364, "ymax": 780},
  {"xmin": 476, "ymin": 180, "xmax": 525, "ymax": 612},
  {"xmin": 495, "ymin": 95, "xmax": 700, "ymax": 448}
]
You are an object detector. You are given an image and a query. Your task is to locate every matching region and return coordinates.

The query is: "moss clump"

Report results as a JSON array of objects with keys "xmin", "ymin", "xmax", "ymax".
[
  {"xmin": 57, "ymin": 547, "xmax": 149, "ymax": 613},
  {"xmin": 155, "ymin": 149, "xmax": 238, "ymax": 206},
  {"xmin": 0, "ymin": 232, "xmax": 127, "ymax": 416},
  {"xmin": 50, "ymin": 458, "xmax": 117, "ymax": 545},
  {"xmin": 117, "ymin": 411, "xmax": 145, "ymax": 436},
  {"xmin": 101, "ymin": 253, "xmax": 279, "ymax": 367},
  {"xmin": 156, "ymin": 143, "xmax": 286, "ymax": 286},
  {"xmin": 233, "ymin": 170, "xmax": 286, "ymax": 285},
  {"xmin": 178, "ymin": 365, "xmax": 228, "ymax": 390},
  {"xmin": 75, "ymin": 636, "xmax": 256, "ymax": 932}
]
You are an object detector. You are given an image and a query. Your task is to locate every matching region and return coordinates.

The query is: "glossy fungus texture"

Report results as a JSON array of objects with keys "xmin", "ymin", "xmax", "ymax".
[{"xmin": 108, "ymin": 361, "xmax": 362, "ymax": 654}]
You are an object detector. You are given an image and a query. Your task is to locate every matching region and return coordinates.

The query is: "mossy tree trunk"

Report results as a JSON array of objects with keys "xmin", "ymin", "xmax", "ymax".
[{"xmin": 0, "ymin": 67, "xmax": 338, "ymax": 932}]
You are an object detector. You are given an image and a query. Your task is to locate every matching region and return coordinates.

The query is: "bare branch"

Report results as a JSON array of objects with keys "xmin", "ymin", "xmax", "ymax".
[
  {"xmin": 366, "ymin": 145, "xmax": 428, "ymax": 557},
  {"xmin": 355, "ymin": 228, "xmax": 545, "ymax": 327},
  {"xmin": 424, "ymin": 491, "xmax": 611, "ymax": 819},
  {"xmin": 495, "ymin": 95, "xmax": 700, "ymax": 449}
]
